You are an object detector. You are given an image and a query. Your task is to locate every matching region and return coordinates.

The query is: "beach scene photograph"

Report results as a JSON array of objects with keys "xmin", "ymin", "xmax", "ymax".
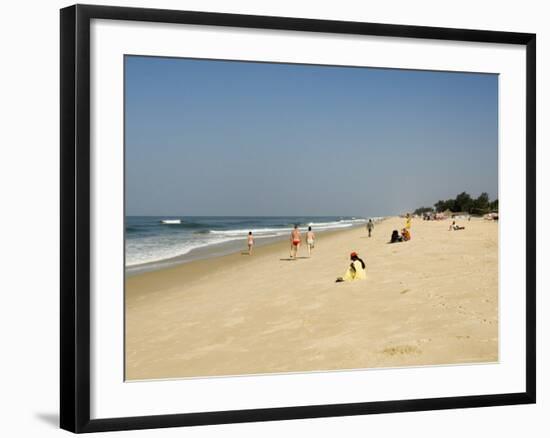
[{"xmin": 124, "ymin": 56, "xmax": 499, "ymax": 381}]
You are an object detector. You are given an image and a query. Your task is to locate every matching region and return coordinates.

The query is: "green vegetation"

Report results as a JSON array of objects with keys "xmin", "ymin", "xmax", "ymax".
[{"xmin": 415, "ymin": 192, "xmax": 498, "ymax": 216}]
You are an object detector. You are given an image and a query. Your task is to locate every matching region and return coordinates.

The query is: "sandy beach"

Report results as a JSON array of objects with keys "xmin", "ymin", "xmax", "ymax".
[{"xmin": 125, "ymin": 216, "xmax": 498, "ymax": 380}]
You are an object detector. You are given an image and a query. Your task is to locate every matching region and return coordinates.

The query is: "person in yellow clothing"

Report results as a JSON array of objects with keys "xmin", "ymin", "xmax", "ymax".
[
  {"xmin": 336, "ymin": 252, "xmax": 366, "ymax": 282},
  {"xmin": 405, "ymin": 213, "xmax": 412, "ymax": 230}
]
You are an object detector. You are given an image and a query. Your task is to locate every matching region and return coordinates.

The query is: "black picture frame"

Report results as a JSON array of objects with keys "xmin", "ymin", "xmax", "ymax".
[{"xmin": 60, "ymin": 4, "xmax": 536, "ymax": 433}]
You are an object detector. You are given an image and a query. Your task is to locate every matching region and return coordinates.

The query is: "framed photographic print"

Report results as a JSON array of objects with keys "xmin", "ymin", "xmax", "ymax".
[{"xmin": 60, "ymin": 4, "xmax": 536, "ymax": 433}]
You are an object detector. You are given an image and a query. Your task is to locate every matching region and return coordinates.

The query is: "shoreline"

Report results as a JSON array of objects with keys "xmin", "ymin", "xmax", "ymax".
[
  {"xmin": 125, "ymin": 216, "xmax": 498, "ymax": 380},
  {"xmin": 126, "ymin": 223, "xmax": 370, "ymax": 294},
  {"xmin": 126, "ymin": 219, "xmax": 382, "ymax": 276}
]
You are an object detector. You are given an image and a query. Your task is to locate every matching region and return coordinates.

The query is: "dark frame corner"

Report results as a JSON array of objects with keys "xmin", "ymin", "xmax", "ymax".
[{"xmin": 60, "ymin": 4, "xmax": 536, "ymax": 433}]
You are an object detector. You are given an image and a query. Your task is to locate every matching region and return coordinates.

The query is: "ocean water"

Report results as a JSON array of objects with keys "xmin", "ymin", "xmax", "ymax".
[{"xmin": 126, "ymin": 216, "xmax": 374, "ymax": 272}]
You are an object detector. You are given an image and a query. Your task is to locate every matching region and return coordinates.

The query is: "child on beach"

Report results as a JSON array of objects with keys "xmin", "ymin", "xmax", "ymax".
[
  {"xmin": 290, "ymin": 225, "xmax": 301, "ymax": 259},
  {"xmin": 306, "ymin": 226, "xmax": 315, "ymax": 257},
  {"xmin": 336, "ymin": 252, "xmax": 366, "ymax": 282},
  {"xmin": 405, "ymin": 213, "xmax": 412, "ymax": 230},
  {"xmin": 402, "ymin": 228, "xmax": 411, "ymax": 241},
  {"xmin": 247, "ymin": 231, "xmax": 254, "ymax": 255}
]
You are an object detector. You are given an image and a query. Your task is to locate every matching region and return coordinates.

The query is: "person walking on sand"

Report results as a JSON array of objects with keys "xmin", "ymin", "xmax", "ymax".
[
  {"xmin": 247, "ymin": 231, "xmax": 254, "ymax": 255},
  {"xmin": 336, "ymin": 252, "xmax": 366, "ymax": 282},
  {"xmin": 306, "ymin": 226, "xmax": 316, "ymax": 257},
  {"xmin": 366, "ymin": 219, "xmax": 374, "ymax": 237},
  {"xmin": 290, "ymin": 225, "xmax": 301, "ymax": 259},
  {"xmin": 405, "ymin": 213, "xmax": 412, "ymax": 230}
]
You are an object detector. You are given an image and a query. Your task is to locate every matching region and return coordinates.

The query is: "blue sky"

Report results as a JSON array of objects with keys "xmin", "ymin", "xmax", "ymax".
[{"xmin": 125, "ymin": 56, "xmax": 498, "ymax": 217}]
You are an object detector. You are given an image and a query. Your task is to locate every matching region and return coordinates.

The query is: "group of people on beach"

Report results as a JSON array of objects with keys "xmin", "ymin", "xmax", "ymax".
[
  {"xmin": 389, "ymin": 228, "xmax": 411, "ymax": 243},
  {"xmin": 389, "ymin": 214, "xmax": 412, "ymax": 243},
  {"xmin": 245, "ymin": 214, "xmax": 418, "ymax": 283},
  {"xmin": 247, "ymin": 221, "xmax": 367, "ymax": 282},
  {"xmin": 289, "ymin": 225, "xmax": 316, "ymax": 258},
  {"xmin": 246, "ymin": 225, "xmax": 316, "ymax": 257},
  {"xmin": 289, "ymin": 224, "xmax": 368, "ymax": 282}
]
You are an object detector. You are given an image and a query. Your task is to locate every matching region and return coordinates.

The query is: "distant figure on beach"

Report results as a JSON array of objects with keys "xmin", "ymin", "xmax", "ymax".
[
  {"xmin": 366, "ymin": 219, "xmax": 374, "ymax": 237},
  {"xmin": 390, "ymin": 230, "xmax": 403, "ymax": 243},
  {"xmin": 402, "ymin": 228, "xmax": 411, "ymax": 241},
  {"xmin": 247, "ymin": 231, "xmax": 254, "ymax": 255},
  {"xmin": 290, "ymin": 225, "xmax": 301, "ymax": 259},
  {"xmin": 449, "ymin": 221, "xmax": 465, "ymax": 231},
  {"xmin": 336, "ymin": 252, "xmax": 366, "ymax": 282},
  {"xmin": 306, "ymin": 226, "xmax": 316, "ymax": 257},
  {"xmin": 405, "ymin": 213, "xmax": 412, "ymax": 230}
]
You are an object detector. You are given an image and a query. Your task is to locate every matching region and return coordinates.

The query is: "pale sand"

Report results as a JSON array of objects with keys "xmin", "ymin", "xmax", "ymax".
[{"xmin": 125, "ymin": 216, "xmax": 498, "ymax": 380}]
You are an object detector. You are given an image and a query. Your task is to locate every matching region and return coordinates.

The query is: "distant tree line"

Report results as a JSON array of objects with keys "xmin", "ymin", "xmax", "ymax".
[{"xmin": 413, "ymin": 192, "xmax": 498, "ymax": 216}]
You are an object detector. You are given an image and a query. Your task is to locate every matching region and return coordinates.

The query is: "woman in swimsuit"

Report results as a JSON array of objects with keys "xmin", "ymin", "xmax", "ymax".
[
  {"xmin": 306, "ymin": 226, "xmax": 315, "ymax": 257},
  {"xmin": 290, "ymin": 225, "xmax": 301, "ymax": 259},
  {"xmin": 247, "ymin": 231, "xmax": 254, "ymax": 255}
]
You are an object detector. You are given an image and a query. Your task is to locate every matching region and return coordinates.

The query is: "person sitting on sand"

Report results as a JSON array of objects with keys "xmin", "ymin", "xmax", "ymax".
[
  {"xmin": 366, "ymin": 219, "xmax": 374, "ymax": 237},
  {"xmin": 390, "ymin": 229, "xmax": 403, "ymax": 243},
  {"xmin": 402, "ymin": 228, "xmax": 411, "ymax": 241},
  {"xmin": 449, "ymin": 221, "xmax": 465, "ymax": 231},
  {"xmin": 336, "ymin": 252, "xmax": 366, "ymax": 282},
  {"xmin": 290, "ymin": 225, "xmax": 301, "ymax": 259},
  {"xmin": 306, "ymin": 226, "xmax": 315, "ymax": 257},
  {"xmin": 247, "ymin": 231, "xmax": 254, "ymax": 255}
]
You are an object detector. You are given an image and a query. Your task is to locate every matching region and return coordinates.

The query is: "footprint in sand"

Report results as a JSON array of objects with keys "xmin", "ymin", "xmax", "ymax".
[
  {"xmin": 483, "ymin": 318, "xmax": 496, "ymax": 325},
  {"xmin": 382, "ymin": 345, "xmax": 422, "ymax": 356}
]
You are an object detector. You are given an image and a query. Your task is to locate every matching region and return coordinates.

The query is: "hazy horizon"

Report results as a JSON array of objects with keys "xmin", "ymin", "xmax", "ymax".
[{"xmin": 125, "ymin": 56, "xmax": 498, "ymax": 217}]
